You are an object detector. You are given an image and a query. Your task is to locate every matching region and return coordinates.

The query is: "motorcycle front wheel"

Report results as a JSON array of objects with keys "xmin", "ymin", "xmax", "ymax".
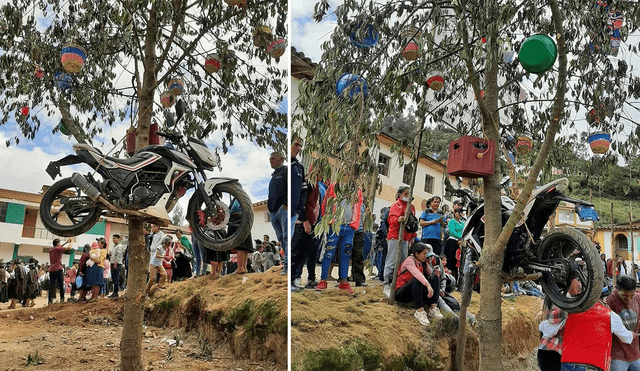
[
  {"xmin": 537, "ymin": 227, "xmax": 603, "ymax": 313},
  {"xmin": 39, "ymin": 177, "xmax": 102, "ymax": 237},
  {"xmin": 188, "ymin": 182, "xmax": 253, "ymax": 251}
]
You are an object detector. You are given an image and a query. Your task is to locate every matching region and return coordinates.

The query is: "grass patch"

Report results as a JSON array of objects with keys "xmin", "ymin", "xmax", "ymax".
[
  {"xmin": 25, "ymin": 351, "xmax": 44, "ymax": 366},
  {"xmin": 228, "ymin": 300, "xmax": 286, "ymax": 340},
  {"xmin": 300, "ymin": 339, "xmax": 383, "ymax": 371},
  {"xmin": 156, "ymin": 298, "xmax": 181, "ymax": 313}
]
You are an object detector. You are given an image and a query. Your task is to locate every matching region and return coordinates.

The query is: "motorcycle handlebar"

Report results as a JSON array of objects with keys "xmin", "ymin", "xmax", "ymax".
[{"xmin": 156, "ymin": 131, "xmax": 182, "ymax": 142}]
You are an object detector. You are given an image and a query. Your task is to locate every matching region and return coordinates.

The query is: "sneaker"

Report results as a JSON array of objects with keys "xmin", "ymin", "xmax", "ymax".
[
  {"xmin": 355, "ymin": 281, "xmax": 368, "ymax": 287},
  {"xmin": 294, "ymin": 278, "xmax": 303, "ymax": 288},
  {"xmin": 414, "ymin": 310, "xmax": 430, "ymax": 326},
  {"xmin": 314, "ymin": 279, "xmax": 328, "ymax": 291},
  {"xmin": 305, "ymin": 280, "xmax": 319, "ymax": 289},
  {"xmin": 337, "ymin": 281, "xmax": 354, "ymax": 294},
  {"xmin": 383, "ymin": 284, "xmax": 391, "ymax": 298},
  {"xmin": 428, "ymin": 307, "xmax": 444, "ymax": 319}
]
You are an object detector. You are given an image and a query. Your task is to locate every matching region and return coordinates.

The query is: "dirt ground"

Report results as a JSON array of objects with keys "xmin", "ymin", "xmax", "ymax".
[
  {"xmin": 291, "ymin": 271, "xmax": 543, "ymax": 371},
  {"xmin": 0, "ymin": 267, "xmax": 287, "ymax": 371}
]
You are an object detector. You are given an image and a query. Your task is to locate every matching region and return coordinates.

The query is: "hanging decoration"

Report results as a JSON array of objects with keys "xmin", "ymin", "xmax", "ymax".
[
  {"xmin": 402, "ymin": 41, "xmax": 420, "ymax": 61},
  {"xmin": 204, "ymin": 54, "xmax": 221, "ymax": 74},
  {"xmin": 160, "ymin": 91, "xmax": 176, "ymax": 108},
  {"xmin": 59, "ymin": 120, "xmax": 71, "ymax": 135},
  {"xmin": 426, "ymin": 71, "xmax": 444, "ymax": 91},
  {"xmin": 54, "ymin": 72, "xmax": 73, "ymax": 91},
  {"xmin": 447, "ymin": 136, "xmax": 496, "ymax": 178},
  {"xmin": 589, "ymin": 1, "xmax": 625, "ymax": 56},
  {"xmin": 60, "ymin": 44, "xmax": 87, "ymax": 73},
  {"xmin": 401, "ymin": 26, "xmax": 422, "ymax": 40},
  {"xmin": 222, "ymin": 51, "xmax": 238, "ymax": 70},
  {"xmin": 349, "ymin": 23, "xmax": 379, "ymax": 49},
  {"xmin": 518, "ymin": 34, "xmax": 557, "ymax": 74},
  {"xmin": 253, "ymin": 26, "xmax": 273, "ymax": 48},
  {"xmin": 34, "ymin": 65, "xmax": 44, "ymax": 79},
  {"xmin": 266, "ymin": 38, "xmax": 287, "ymax": 59},
  {"xmin": 588, "ymin": 132, "xmax": 611, "ymax": 154},
  {"xmin": 21, "ymin": 106, "xmax": 29, "ymax": 116},
  {"xmin": 502, "ymin": 41, "xmax": 515, "ymax": 63},
  {"xmin": 515, "ymin": 136, "xmax": 533, "ymax": 155},
  {"xmin": 224, "ymin": 0, "xmax": 247, "ymax": 6},
  {"xmin": 167, "ymin": 78, "xmax": 184, "ymax": 96},
  {"xmin": 335, "ymin": 73, "xmax": 369, "ymax": 100},
  {"xmin": 586, "ymin": 104, "xmax": 606, "ymax": 125}
]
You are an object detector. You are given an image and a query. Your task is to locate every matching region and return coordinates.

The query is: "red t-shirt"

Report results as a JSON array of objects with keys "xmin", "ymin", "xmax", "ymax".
[
  {"xmin": 48, "ymin": 245, "xmax": 66, "ymax": 272},
  {"xmin": 606, "ymin": 289, "xmax": 640, "ymax": 362}
]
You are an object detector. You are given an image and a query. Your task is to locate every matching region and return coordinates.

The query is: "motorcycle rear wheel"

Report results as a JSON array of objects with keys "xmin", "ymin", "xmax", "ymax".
[
  {"xmin": 188, "ymin": 182, "xmax": 253, "ymax": 251},
  {"xmin": 39, "ymin": 177, "xmax": 102, "ymax": 237},
  {"xmin": 537, "ymin": 227, "xmax": 603, "ymax": 313}
]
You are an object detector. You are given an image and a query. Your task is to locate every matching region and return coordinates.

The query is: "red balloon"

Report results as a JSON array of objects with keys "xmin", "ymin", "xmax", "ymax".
[{"xmin": 21, "ymin": 106, "xmax": 29, "ymax": 116}]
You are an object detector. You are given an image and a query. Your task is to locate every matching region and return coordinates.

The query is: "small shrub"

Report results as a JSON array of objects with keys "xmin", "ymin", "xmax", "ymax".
[{"xmin": 25, "ymin": 351, "xmax": 43, "ymax": 366}]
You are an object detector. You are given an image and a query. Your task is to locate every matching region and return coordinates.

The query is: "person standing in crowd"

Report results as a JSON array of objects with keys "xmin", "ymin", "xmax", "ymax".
[
  {"xmin": 304, "ymin": 173, "xmax": 326, "ymax": 289},
  {"xmin": 562, "ymin": 281, "xmax": 639, "ymax": 371},
  {"xmin": 109, "ymin": 234, "xmax": 124, "ymax": 298},
  {"xmin": 191, "ymin": 233, "xmax": 205, "ymax": 278},
  {"xmin": 48, "ymin": 238, "xmax": 72, "ymax": 304},
  {"xmin": 252, "ymin": 241, "xmax": 265, "ymax": 273},
  {"xmin": 351, "ymin": 202, "xmax": 368, "ymax": 287},
  {"xmin": 289, "ymin": 135, "xmax": 305, "ymax": 280},
  {"xmin": 606, "ymin": 275, "xmax": 640, "ymax": 371},
  {"xmin": 444, "ymin": 209, "xmax": 464, "ymax": 280},
  {"xmin": 163, "ymin": 237, "xmax": 175, "ymax": 282},
  {"xmin": 394, "ymin": 242, "xmax": 443, "ymax": 326},
  {"xmin": 145, "ymin": 225, "xmax": 167, "ymax": 295},
  {"xmin": 419, "ymin": 197, "xmax": 447, "ymax": 255},
  {"xmin": 262, "ymin": 242, "xmax": 277, "ymax": 271},
  {"xmin": 76, "ymin": 244, "xmax": 91, "ymax": 302},
  {"xmin": 0, "ymin": 261, "xmax": 8, "ymax": 305},
  {"xmin": 25, "ymin": 258, "xmax": 39, "ymax": 307},
  {"xmin": 228, "ymin": 200, "xmax": 254, "ymax": 275},
  {"xmin": 85, "ymin": 242, "xmax": 106, "ymax": 302},
  {"xmin": 376, "ymin": 207, "xmax": 390, "ymax": 282},
  {"xmin": 267, "ymin": 151, "xmax": 288, "ymax": 275},
  {"xmin": 383, "ymin": 186, "xmax": 417, "ymax": 294},
  {"xmin": 66, "ymin": 262, "xmax": 78, "ymax": 301},
  {"xmin": 290, "ymin": 169, "xmax": 310, "ymax": 290},
  {"xmin": 7, "ymin": 259, "xmax": 26, "ymax": 309}
]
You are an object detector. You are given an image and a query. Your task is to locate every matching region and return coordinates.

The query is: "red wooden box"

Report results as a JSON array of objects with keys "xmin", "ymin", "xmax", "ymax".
[
  {"xmin": 126, "ymin": 123, "xmax": 162, "ymax": 156},
  {"xmin": 447, "ymin": 136, "xmax": 495, "ymax": 178}
]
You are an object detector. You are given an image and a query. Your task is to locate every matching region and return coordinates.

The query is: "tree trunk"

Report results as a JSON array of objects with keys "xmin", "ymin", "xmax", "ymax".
[
  {"xmin": 119, "ymin": 217, "xmax": 149, "ymax": 371},
  {"xmin": 120, "ymin": 4, "xmax": 158, "ymax": 371}
]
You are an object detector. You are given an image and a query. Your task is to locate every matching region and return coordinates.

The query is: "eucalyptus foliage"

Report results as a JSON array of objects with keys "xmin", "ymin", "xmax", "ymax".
[{"xmin": 0, "ymin": 0, "xmax": 287, "ymax": 153}]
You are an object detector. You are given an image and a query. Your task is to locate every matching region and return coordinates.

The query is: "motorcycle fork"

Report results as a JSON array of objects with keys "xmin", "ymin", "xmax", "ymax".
[{"xmin": 194, "ymin": 171, "xmax": 217, "ymax": 213}]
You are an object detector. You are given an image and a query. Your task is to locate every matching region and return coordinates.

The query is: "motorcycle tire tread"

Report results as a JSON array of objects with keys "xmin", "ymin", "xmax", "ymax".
[{"xmin": 39, "ymin": 177, "xmax": 102, "ymax": 237}]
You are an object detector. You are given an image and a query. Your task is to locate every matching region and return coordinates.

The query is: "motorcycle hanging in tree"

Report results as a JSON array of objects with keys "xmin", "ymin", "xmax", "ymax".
[
  {"xmin": 456, "ymin": 177, "xmax": 603, "ymax": 313},
  {"xmin": 40, "ymin": 101, "xmax": 253, "ymax": 251}
]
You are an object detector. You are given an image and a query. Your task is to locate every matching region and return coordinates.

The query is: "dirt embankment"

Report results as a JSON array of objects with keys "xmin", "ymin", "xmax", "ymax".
[
  {"xmin": 291, "ymin": 283, "xmax": 542, "ymax": 371},
  {"xmin": 0, "ymin": 267, "xmax": 287, "ymax": 371}
]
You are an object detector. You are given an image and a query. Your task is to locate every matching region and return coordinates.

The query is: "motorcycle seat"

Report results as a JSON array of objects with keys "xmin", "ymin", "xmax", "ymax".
[{"xmin": 104, "ymin": 155, "xmax": 151, "ymax": 166}]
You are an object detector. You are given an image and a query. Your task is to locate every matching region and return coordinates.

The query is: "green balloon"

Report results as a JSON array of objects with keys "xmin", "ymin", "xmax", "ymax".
[{"xmin": 519, "ymin": 34, "xmax": 557, "ymax": 74}]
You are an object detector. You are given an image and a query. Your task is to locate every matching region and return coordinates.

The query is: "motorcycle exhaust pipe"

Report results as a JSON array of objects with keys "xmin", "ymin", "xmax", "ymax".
[{"xmin": 71, "ymin": 173, "xmax": 101, "ymax": 201}]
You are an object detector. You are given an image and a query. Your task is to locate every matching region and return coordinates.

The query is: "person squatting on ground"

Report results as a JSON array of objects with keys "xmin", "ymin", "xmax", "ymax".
[
  {"xmin": 383, "ymin": 186, "xmax": 418, "ymax": 293},
  {"xmin": 48, "ymin": 238, "xmax": 73, "ymax": 304},
  {"xmin": 145, "ymin": 225, "xmax": 168, "ymax": 296},
  {"xmin": 606, "ymin": 275, "xmax": 640, "ymax": 371},
  {"xmin": 394, "ymin": 242, "xmax": 444, "ymax": 326},
  {"xmin": 314, "ymin": 182, "xmax": 364, "ymax": 294},
  {"xmin": 561, "ymin": 280, "xmax": 639, "ymax": 371}
]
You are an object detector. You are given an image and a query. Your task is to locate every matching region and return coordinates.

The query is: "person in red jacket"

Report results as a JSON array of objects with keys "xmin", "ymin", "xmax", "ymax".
[
  {"xmin": 561, "ymin": 281, "xmax": 639, "ymax": 371},
  {"xmin": 383, "ymin": 186, "xmax": 417, "ymax": 294},
  {"xmin": 395, "ymin": 242, "xmax": 443, "ymax": 325}
]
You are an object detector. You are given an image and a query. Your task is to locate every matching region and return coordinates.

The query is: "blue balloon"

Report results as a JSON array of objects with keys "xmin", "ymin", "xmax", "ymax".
[
  {"xmin": 55, "ymin": 72, "xmax": 73, "ymax": 91},
  {"xmin": 349, "ymin": 24, "xmax": 379, "ymax": 49},
  {"xmin": 335, "ymin": 73, "xmax": 369, "ymax": 100}
]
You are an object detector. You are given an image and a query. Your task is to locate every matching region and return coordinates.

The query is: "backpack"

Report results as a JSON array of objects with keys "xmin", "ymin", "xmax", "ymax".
[{"xmin": 405, "ymin": 213, "xmax": 419, "ymax": 233}]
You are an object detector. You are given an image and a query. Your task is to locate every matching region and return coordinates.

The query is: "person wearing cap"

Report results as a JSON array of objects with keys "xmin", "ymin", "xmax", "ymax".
[
  {"xmin": 606, "ymin": 275, "xmax": 640, "ymax": 371},
  {"xmin": 48, "ymin": 238, "xmax": 72, "ymax": 304},
  {"xmin": 561, "ymin": 280, "xmax": 639, "ymax": 371}
]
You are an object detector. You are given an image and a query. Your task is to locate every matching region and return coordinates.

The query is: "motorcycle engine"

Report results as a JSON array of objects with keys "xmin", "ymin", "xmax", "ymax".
[{"xmin": 131, "ymin": 183, "xmax": 165, "ymax": 209}]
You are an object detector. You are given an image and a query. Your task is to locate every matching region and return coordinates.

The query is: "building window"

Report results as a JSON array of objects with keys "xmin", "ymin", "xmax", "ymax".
[
  {"xmin": 403, "ymin": 164, "xmax": 413, "ymax": 185},
  {"xmin": 265, "ymin": 211, "xmax": 271, "ymax": 223},
  {"xmin": 378, "ymin": 154, "xmax": 390, "ymax": 177},
  {"xmin": 0, "ymin": 202, "xmax": 7, "ymax": 223},
  {"xmin": 616, "ymin": 234, "xmax": 629, "ymax": 250},
  {"xmin": 424, "ymin": 174, "xmax": 434, "ymax": 194},
  {"xmin": 558, "ymin": 210, "xmax": 574, "ymax": 224}
]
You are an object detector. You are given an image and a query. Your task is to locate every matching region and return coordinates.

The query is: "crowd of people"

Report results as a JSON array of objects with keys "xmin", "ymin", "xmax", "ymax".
[{"xmin": 0, "ymin": 228, "xmax": 284, "ymax": 309}]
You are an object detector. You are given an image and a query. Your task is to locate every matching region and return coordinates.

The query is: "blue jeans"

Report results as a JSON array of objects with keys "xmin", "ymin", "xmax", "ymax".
[
  {"xmin": 562, "ymin": 363, "xmax": 604, "ymax": 371},
  {"xmin": 320, "ymin": 225, "xmax": 355, "ymax": 280},
  {"xmin": 611, "ymin": 359, "xmax": 640, "ymax": 371},
  {"xmin": 192, "ymin": 237, "xmax": 204, "ymax": 276},
  {"xmin": 270, "ymin": 205, "xmax": 288, "ymax": 270}
]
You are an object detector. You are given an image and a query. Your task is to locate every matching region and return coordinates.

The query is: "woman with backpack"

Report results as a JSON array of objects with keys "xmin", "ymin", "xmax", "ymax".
[
  {"xmin": 383, "ymin": 186, "xmax": 418, "ymax": 292},
  {"xmin": 395, "ymin": 242, "xmax": 443, "ymax": 326}
]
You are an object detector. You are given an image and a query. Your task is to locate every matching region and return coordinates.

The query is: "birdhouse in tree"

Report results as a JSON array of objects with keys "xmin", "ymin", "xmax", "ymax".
[
  {"xmin": 205, "ymin": 54, "xmax": 221, "ymax": 74},
  {"xmin": 515, "ymin": 136, "xmax": 533, "ymax": 155},
  {"xmin": 266, "ymin": 38, "xmax": 287, "ymax": 59},
  {"xmin": 253, "ymin": 26, "xmax": 273, "ymax": 48},
  {"xmin": 588, "ymin": 132, "xmax": 611, "ymax": 154},
  {"xmin": 167, "ymin": 78, "xmax": 184, "ymax": 96},
  {"xmin": 160, "ymin": 91, "xmax": 176, "ymax": 108},
  {"xmin": 426, "ymin": 71, "xmax": 444, "ymax": 91},
  {"xmin": 126, "ymin": 124, "xmax": 162, "ymax": 156},
  {"xmin": 402, "ymin": 41, "xmax": 420, "ymax": 61},
  {"xmin": 447, "ymin": 136, "xmax": 496, "ymax": 178},
  {"xmin": 61, "ymin": 44, "xmax": 87, "ymax": 73}
]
